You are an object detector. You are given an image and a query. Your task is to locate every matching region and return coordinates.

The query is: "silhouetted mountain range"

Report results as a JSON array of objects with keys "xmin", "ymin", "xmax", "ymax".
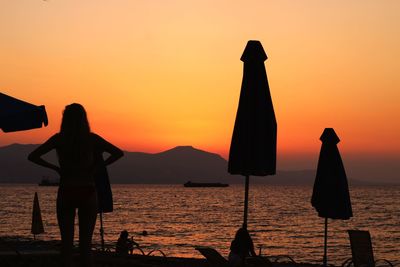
[{"xmin": 0, "ymin": 143, "xmax": 389, "ymax": 185}]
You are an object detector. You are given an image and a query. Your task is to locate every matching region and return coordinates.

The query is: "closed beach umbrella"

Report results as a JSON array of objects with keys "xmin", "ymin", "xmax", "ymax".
[
  {"xmin": 31, "ymin": 192, "xmax": 45, "ymax": 239},
  {"xmin": 228, "ymin": 40, "xmax": 277, "ymax": 228},
  {"xmin": 0, "ymin": 92, "xmax": 48, "ymax": 132},
  {"xmin": 95, "ymin": 158, "xmax": 113, "ymax": 214},
  {"xmin": 311, "ymin": 128, "xmax": 353, "ymax": 266}
]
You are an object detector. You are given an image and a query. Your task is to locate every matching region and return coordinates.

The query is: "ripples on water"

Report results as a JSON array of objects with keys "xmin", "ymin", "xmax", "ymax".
[{"xmin": 0, "ymin": 184, "xmax": 399, "ymax": 265}]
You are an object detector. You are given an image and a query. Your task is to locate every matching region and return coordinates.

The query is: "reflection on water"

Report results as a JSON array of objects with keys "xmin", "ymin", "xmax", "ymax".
[{"xmin": 0, "ymin": 184, "xmax": 399, "ymax": 265}]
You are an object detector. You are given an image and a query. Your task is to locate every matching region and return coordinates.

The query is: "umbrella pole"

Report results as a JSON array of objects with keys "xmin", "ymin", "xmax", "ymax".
[
  {"xmin": 323, "ymin": 217, "xmax": 328, "ymax": 266},
  {"xmin": 243, "ymin": 175, "xmax": 250, "ymax": 229},
  {"xmin": 100, "ymin": 212, "xmax": 105, "ymax": 251}
]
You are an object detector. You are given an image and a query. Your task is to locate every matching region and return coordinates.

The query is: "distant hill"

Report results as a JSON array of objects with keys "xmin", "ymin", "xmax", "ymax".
[
  {"xmin": 0, "ymin": 143, "xmax": 385, "ymax": 185},
  {"xmin": 0, "ymin": 144, "xmax": 233, "ymax": 184},
  {"xmin": 107, "ymin": 145, "xmax": 231, "ymax": 184}
]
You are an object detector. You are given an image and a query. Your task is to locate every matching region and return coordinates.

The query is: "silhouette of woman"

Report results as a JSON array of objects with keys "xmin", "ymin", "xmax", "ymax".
[
  {"xmin": 28, "ymin": 103, "xmax": 124, "ymax": 267},
  {"xmin": 228, "ymin": 228, "xmax": 257, "ymax": 267}
]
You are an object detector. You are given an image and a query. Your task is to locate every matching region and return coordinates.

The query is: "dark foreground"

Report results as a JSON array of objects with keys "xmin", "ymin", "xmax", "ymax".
[
  {"xmin": 0, "ymin": 253, "xmax": 329, "ymax": 267},
  {"xmin": 0, "ymin": 236, "xmax": 328, "ymax": 267},
  {"xmin": 1, "ymin": 251, "xmax": 208, "ymax": 267}
]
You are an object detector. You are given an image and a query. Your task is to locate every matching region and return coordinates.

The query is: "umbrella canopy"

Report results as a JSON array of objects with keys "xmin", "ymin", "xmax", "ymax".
[
  {"xmin": 311, "ymin": 128, "xmax": 352, "ymax": 266},
  {"xmin": 311, "ymin": 128, "xmax": 352, "ymax": 219},
  {"xmin": 228, "ymin": 40, "xmax": 277, "ymax": 228},
  {"xmin": 0, "ymin": 92, "xmax": 48, "ymax": 132},
  {"xmin": 31, "ymin": 192, "xmax": 45, "ymax": 237},
  {"xmin": 228, "ymin": 40, "xmax": 277, "ymax": 176}
]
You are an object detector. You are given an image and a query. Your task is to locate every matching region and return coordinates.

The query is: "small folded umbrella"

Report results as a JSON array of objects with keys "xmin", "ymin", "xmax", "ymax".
[
  {"xmin": 0, "ymin": 92, "xmax": 48, "ymax": 132},
  {"xmin": 31, "ymin": 192, "xmax": 45, "ymax": 239},
  {"xmin": 311, "ymin": 128, "xmax": 353, "ymax": 266},
  {"xmin": 228, "ymin": 40, "xmax": 277, "ymax": 228},
  {"xmin": 94, "ymin": 153, "xmax": 113, "ymax": 251}
]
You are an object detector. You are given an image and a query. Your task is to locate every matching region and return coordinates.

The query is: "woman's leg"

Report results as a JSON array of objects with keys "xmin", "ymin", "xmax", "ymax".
[
  {"xmin": 78, "ymin": 190, "xmax": 98, "ymax": 267},
  {"xmin": 57, "ymin": 189, "xmax": 76, "ymax": 267}
]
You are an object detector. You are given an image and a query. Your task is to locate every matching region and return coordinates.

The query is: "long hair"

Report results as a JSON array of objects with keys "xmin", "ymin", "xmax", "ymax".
[{"xmin": 58, "ymin": 103, "xmax": 92, "ymax": 164}]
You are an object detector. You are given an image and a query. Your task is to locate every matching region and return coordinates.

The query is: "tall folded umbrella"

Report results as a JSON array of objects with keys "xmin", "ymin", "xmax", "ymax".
[
  {"xmin": 311, "ymin": 128, "xmax": 353, "ymax": 266},
  {"xmin": 228, "ymin": 40, "xmax": 277, "ymax": 228},
  {"xmin": 0, "ymin": 92, "xmax": 48, "ymax": 132},
  {"xmin": 31, "ymin": 192, "xmax": 45, "ymax": 239}
]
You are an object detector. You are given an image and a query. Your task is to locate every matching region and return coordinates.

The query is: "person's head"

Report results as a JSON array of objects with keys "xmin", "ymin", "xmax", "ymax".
[
  {"xmin": 60, "ymin": 103, "xmax": 90, "ymax": 137},
  {"xmin": 120, "ymin": 230, "xmax": 129, "ymax": 239},
  {"xmin": 234, "ymin": 228, "xmax": 250, "ymax": 242},
  {"xmin": 58, "ymin": 103, "xmax": 91, "ymax": 159}
]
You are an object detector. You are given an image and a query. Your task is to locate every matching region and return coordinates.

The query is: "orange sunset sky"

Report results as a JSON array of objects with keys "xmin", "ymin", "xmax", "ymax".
[{"xmin": 1, "ymin": 1, "xmax": 399, "ymax": 181}]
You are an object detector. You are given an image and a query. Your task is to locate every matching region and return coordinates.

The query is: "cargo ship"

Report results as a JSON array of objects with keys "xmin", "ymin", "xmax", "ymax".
[{"xmin": 183, "ymin": 181, "xmax": 229, "ymax": 187}]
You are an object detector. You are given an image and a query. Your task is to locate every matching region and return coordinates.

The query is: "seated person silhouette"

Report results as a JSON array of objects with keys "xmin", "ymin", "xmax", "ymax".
[
  {"xmin": 228, "ymin": 227, "xmax": 257, "ymax": 267},
  {"xmin": 116, "ymin": 230, "xmax": 138, "ymax": 255}
]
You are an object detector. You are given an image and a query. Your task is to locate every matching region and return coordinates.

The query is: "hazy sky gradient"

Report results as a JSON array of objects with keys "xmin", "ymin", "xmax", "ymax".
[{"xmin": 1, "ymin": 1, "xmax": 399, "ymax": 180}]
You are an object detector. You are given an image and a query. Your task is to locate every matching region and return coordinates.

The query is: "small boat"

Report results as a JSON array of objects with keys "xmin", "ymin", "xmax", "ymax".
[
  {"xmin": 38, "ymin": 177, "xmax": 59, "ymax": 186},
  {"xmin": 184, "ymin": 181, "xmax": 229, "ymax": 187}
]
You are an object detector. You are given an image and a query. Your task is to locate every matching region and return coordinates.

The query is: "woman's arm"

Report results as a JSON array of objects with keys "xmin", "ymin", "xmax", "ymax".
[
  {"xmin": 95, "ymin": 134, "xmax": 124, "ymax": 166},
  {"xmin": 28, "ymin": 135, "xmax": 60, "ymax": 174}
]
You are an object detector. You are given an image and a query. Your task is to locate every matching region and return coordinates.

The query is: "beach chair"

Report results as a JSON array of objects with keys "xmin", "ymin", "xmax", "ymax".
[
  {"xmin": 342, "ymin": 230, "xmax": 393, "ymax": 267},
  {"xmin": 195, "ymin": 246, "xmax": 271, "ymax": 267},
  {"xmin": 195, "ymin": 246, "xmax": 230, "ymax": 267}
]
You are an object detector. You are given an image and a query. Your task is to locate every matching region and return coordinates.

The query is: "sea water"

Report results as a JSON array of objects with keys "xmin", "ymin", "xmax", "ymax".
[{"xmin": 0, "ymin": 184, "xmax": 398, "ymax": 265}]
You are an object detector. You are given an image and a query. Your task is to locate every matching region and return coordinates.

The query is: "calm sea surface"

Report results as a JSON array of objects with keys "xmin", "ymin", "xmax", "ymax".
[{"xmin": 0, "ymin": 184, "xmax": 398, "ymax": 265}]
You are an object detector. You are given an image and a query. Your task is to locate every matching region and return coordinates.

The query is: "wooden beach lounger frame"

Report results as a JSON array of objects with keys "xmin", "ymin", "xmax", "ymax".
[{"xmin": 342, "ymin": 230, "xmax": 394, "ymax": 267}]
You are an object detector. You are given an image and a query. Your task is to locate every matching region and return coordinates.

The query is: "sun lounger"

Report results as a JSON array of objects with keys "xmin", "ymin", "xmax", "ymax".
[
  {"xmin": 195, "ymin": 246, "xmax": 272, "ymax": 267},
  {"xmin": 195, "ymin": 246, "xmax": 230, "ymax": 267},
  {"xmin": 342, "ymin": 230, "xmax": 393, "ymax": 267}
]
